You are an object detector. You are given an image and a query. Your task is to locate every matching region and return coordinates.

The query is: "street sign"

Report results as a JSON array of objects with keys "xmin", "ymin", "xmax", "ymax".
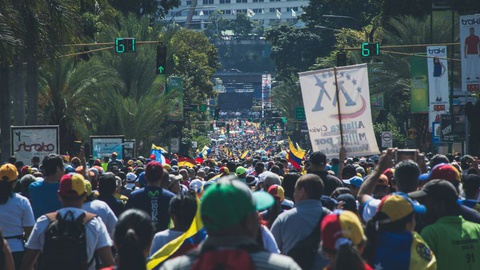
[
  {"xmin": 381, "ymin": 131, "xmax": 393, "ymax": 148},
  {"xmin": 192, "ymin": 141, "xmax": 197, "ymax": 148},
  {"xmin": 115, "ymin": 38, "xmax": 136, "ymax": 53},
  {"xmin": 295, "ymin": 107, "xmax": 306, "ymax": 121},
  {"xmin": 170, "ymin": 137, "xmax": 180, "ymax": 153}
]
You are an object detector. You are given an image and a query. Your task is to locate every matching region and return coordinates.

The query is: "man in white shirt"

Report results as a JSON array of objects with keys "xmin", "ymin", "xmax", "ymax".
[{"xmin": 21, "ymin": 173, "xmax": 114, "ymax": 270}]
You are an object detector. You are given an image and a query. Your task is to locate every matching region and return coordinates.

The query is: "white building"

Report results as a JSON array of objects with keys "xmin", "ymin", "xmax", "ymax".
[{"xmin": 164, "ymin": 0, "xmax": 309, "ymax": 27}]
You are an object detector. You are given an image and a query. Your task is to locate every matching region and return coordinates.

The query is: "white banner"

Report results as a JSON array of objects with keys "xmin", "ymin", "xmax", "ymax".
[
  {"xmin": 11, "ymin": 126, "xmax": 59, "ymax": 165},
  {"xmin": 427, "ymin": 46, "xmax": 449, "ymax": 132},
  {"xmin": 460, "ymin": 14, "xmax": 480, "ymax": 92},
  {"xmin": 299, "ymin": 64, "xmax": 379, "ymax": 158}
]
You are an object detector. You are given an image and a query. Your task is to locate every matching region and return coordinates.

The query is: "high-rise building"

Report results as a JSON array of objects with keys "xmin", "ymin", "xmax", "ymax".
[{"xmin": 165, "ymin": 0, "xmax": 308, "ymax": 28}]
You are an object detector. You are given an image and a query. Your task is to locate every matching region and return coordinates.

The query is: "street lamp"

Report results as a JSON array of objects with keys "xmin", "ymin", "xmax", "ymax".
[{"xmin": 165, "ymin": 6, "xmax": 215, "ymax": 28}]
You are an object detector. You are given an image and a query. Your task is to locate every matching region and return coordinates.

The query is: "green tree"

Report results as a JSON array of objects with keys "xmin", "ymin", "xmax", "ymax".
[
  {"xmin": 109, "ymin": 0, "xmax": 180, "ymax": 18},
  {"xmin": 231, "ymin": 13, "xmax": 253, "ymax": 39}
]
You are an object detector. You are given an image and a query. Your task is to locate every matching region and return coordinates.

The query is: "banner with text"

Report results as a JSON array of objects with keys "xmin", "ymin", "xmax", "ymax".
[
  {"xmin": 11, "ymin": 126, "xmax": 59, "ymax": 165},
  {"xmin": 410, "ymin": 55, "xmax": 429, "ymax": 113},
  {"xmin": 460, "ymin": 14, "xmax": 480, "ymax": 92},
  {"xmin": 427, "ymin": 46, "xmax": 449, "ymax": 132},
  {"xmin": 298, "ymin": 64, "xmax": 379, "ymax": 158}
]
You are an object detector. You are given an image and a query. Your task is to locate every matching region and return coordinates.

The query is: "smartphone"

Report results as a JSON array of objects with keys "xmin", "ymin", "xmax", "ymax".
[{"xmin": 395, "ymin": 149, "xmax": 417, "ymax": 162}]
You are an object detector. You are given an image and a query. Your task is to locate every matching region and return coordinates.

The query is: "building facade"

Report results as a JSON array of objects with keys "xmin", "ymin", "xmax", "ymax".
[{"xmin": 165, "ymin": 0, "xmax": 309, "ymax": 27}]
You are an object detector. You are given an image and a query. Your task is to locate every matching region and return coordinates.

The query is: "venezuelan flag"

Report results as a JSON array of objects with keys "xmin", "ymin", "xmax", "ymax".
[
  {"xmin": 288, "ymin": 138, "xmax": 305, "ymax": 170},
  {"xmin": 241, "ymin": 150, "xmax": 249, "ymax": 159},
  {"xmin": 288, "ymin": 137, "xmax": 306, "ymax": 160},
  {"xmin": 151, "ymin": 144, "xmax": 167, "ymax": 165},
  {"xmin": 264, "ymin": 144, "xmax": 273, "ymax": 153},
  {"xmin": 178, "ymin": 156, "xmax": 197, "ymax": 168},
  {"xmin": 146, "ymin": 198, "xmax": 206, "ymax": 270}
]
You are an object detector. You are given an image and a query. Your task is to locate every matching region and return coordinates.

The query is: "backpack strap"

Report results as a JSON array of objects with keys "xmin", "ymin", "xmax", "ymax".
[
  {"xmin": 45, "ymin": 212, "xmax": 58, "ymax": 222},
  {"xmin": 83, "ymin": 212, "xmax": 97, "ymax": 225}
]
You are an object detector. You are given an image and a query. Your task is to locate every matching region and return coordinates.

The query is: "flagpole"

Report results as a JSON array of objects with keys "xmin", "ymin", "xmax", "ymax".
[{"xmin": 333, "ymin": 67, "xmax": 344, "ymax": 148}]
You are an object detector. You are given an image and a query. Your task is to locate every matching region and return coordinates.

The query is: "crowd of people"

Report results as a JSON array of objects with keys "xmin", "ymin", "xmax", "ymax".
[{"xmin": 1, "ymin": 144, "xmax": 480, "ymax": 270}]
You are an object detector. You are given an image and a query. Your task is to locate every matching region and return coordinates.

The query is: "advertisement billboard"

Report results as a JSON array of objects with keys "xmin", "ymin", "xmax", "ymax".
[
  {"xmin": 460, "ymin": 14, "xmax": 480, "ymax": 92},
  {"xmin": 11, "ymin": 126, "xmax": 60, "ymax": 165},
  {"xmin": 90, "ymin": 136, "xmax": 124, "ymax": 160},
  {"xmin": 427, "ymin": 46, "xmax": 449, "ymax": 131}
]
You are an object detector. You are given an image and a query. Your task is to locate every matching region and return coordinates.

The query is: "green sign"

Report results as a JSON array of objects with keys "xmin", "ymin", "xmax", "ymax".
[
  {"xmin": 200, "ymin": 104, "xmax": 207, "ymax": 112},
  {"xmin": 361, "ymin": 42, "xmax": 380, "ymax": 57},
  {"xmin": 166, "ymin": 77, "xmax": 184, "ymax": 121},
  {"xmin": 295, "ymin": 107, "xmax": 306, "ymax": 121},
  {"xmin": 410, "ymin": 55, "xmax": 429, "ymax": 113},
  {"xmin": 115, "ymin": 38, "xmax": 136, "ymax": 53}
]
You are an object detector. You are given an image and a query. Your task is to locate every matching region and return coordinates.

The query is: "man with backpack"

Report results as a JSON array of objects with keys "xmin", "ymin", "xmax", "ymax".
[
  {"xmin": 161, "ymin": 177, "xmax": 301, "ymax": 270},
  {"xmin": 21, "ymin": 174, "xmax": 114, "ymax": 270},
  {"xmin": 271, "ymin": 174, "xmax": 331, "ymax": 270}
]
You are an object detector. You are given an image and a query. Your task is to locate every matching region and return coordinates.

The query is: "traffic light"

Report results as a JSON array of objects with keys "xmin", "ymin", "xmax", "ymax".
[
  {"xmin": 115, "ymin": 38, "xmax": 136, "ymax": 53},
  {"xmin": 214, "ymin": 107, "xmax": 220, "ymax": 120},
  {"xmin": 336, "ymin": 51, "xmax": 347, "ymax": 66},
  {"xmin": 361, "ymin": 42, "xmax": 380, "ymax": 57},
  {"xmin": 156, "ymin": 45, "xmax": 167, "ymax": 74}
]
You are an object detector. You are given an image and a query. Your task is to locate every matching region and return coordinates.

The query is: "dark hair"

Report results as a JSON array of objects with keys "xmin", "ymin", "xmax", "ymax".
[
  {"xmin": 331, "ymin": 243, "xmax": 367, "ymax": 270},
  {"xmin": 282, "ymin": 172, "xmax": 300, "ymax": 200},
  {"xmin": 8, "ymin": 156, "xmax": 16, "ymax": 164},
  {"xmin": 255, "ymin": 163, "xmax": 265, "ymax": 174},
  {"xmin": 394, "ymin": 160, "xmax": 420, "ymax": 192},
  {"xmin": 42, "ymin": 154, "xmax": 64, "ymax": 177},
  {"xmin": 296, "ymin": 174, "xmax": 324, "ymax": 200},
  {"xmin": 267, "ymin": 198, "xmax": 282, "ymax": 228},
  {"xmin": 331, "ymin": 187, "xmax": 353, "ymax": 199},
  {"xmin": 98, "ymin": 173, "xmax": 117, "ymax": 195},
  {"xmin": 430, "ymin": 154, "xmax": 449, "ymax": 168},
  {"xmin": 270, "ymin": 165, "xmax": 282, "ymax": 176},
  {"xmin": 363, "ymin": 212, "xmax": 414, "ymax": 265},
  {"xmin": 0, "ymin": 181, "xmax": 14, "ymax": 205},
  {"xmin": 114, "ymin": 209, "xmax": 154, "ymax": 270},
  {"xmin": 169, "ymin": 191, "xmax": 197, "ymax": 231}
]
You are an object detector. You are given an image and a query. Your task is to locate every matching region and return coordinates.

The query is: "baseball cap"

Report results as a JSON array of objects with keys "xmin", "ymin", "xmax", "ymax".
[
  {"xmin": 424, "ymin": 163, "xmax": 461, "ymax": 183},
  {"xmin": 268, "ymin": 184, "xmax": 285, "ymax": 202},
  {"xmin": 462, "ymin": 174, "xmax": 480, "ymax": 192},
  {"xmin": 126, "ymin": 172, "xmax": 137, "ymax": 183},
  {"xmin": 136, "ymin": 172, "xmax": 147, "ymax": 187},
  {"xmin": 342, "ymin": 165, "xmax": 357, "ymax": 179},
  {"xmin": 336, "ymin": 194, "xmax": 357, "ymax": 213},
  {"xmin": 21, "ymin": 165, "xmax": 31, "ymax": 175},
  {"xmin": 377, "ymin": 193, "xmax": 426, "ymax": 223},
  {"xmin": 245, "ymin": 175, "xmax": 258, "ymax": 187},
  {"xmin": 236, "ymin": 166, "xmax": 247, "ymax": 177},
  {"xmin": 112, "ymin": 152, "xmax": 118, "ymax": 157},
  {"xmin": 59, "ymin": 174, "xmax": 86, "ymax": 198},
  {"xmin": 321, "ymin": 210, "xmax": 365, "ymax": 252},
  {"xmin": 408, "ymin": 179, "xmax": 458, "ymax": 201},
  {"xmin": 163, "ymin": 164, "xmax": 172, "ymax": 171},
  {"xmin": 310, "ymin": 151, "xmax": 327, "ymax": 165},
  {"xmin": 190, "ymin": 179, "xmax": 204, "ymax": 193},
  {"xmin": 377, "ymin": 174, "xmax": 389, "ymax": 186},
  {"xmin": 145, "ymin": 161, "xmax": 163, "ymax": 182},
  {"xmin": 200, "ymin": 176, "xmax": 274, "ymax": 231},
  {"xmin": 0, "ymin": 164, "xmax": 19, "ymax": 182},
  {"xmin": 342, "ymin": 176, "xmax": 363, "ymax": 188},
  {"xmin": 84, "ymin": 180, "xmax": 93, "ymax": 196}
]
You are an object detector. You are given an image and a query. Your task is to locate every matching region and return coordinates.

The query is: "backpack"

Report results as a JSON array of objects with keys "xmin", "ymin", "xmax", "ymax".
[
  {"xmin": 41, "ymin": 210, "xmax": 96, "ymax": 270},
  {"xmin": 190, "ymin": 244, "xmax": 263, "ymax": 270},
  {"xmin": 286, "ymin": 207, "xmax": 329, "ymax": 270}
]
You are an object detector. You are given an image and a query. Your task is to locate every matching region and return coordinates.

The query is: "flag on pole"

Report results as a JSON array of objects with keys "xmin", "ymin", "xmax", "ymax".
[
  {"xmin": 146, "ymin": 197, "xmax": 206, "ymax": 270},
  {"xmin": 291, "ymin": 9, "xmax": 297, "ymax": 17},
  {"xmin": 276, "ymin": 9, "xmax": 282, "ymax": 19},
  {"xmin": 150, "ymin": 144, "xmax": 167, "ymax": 165},
  {"xmin": 261, "ymin": 9, "xmax": 265, "ymax": 14},
  {"xmin": 247, "ymin": 9, "xmax": 255, "ymax": 17},
  {"xmin": 241, "ymin": 150, "xmax": 249, "ymax": 159},
  {"xmin": 199, "ymin": 10, "xmax": 204, "ymax": 16},
  {"xmin": 178, "ymin": 156, "xmax": 197, "ymax": 168}
]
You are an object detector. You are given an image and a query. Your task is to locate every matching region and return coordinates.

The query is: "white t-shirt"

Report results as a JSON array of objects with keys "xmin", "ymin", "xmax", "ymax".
[
  {"xmin": 26, "ymin": 207, "xmax": 112, "ymax": 270},
  {"xmin": 261, "ymin": 225, "xmax": 280, "ymax": 253},
  {"xmin": 82, "ymin": 200, "xmax": 118, "ymax": 237},
  {"xmin": 150, "ymin": 229, "xmax": 184, "ymax": 256},
  {"xmin": 0, "ymin": 193, "xmax": 35, "ymax": 252}
]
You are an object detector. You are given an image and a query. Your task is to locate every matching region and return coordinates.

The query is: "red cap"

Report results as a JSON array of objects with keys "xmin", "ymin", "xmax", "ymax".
[{"xmin": 145, "ymin": 161, "xmax": 163, "ymax": 182}]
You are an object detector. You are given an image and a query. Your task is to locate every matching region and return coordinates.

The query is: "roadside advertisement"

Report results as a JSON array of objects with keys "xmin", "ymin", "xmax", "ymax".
[
  {"xmin": 460, "ymin": 14, "xmax": 480, "ymax": 92},
  {"xmin": 299, "ymin": 64, "xmax": 379, "ymax": 158},
  {"xmin": 426, "ymin": 46, "xmax": 449, "ymax": 132},
  {"xmin": 410, "ymin": 55, "xmax": 429, "ymax": 113},
  {"xmin": 166, "ymin": 77, "xmax": 184, "ymax": 121},
  {"xmin": 11, "ymin": 126, "xmax": 59, "ymax": 165},
  {"xmin": 91, "ymin": 136, "xmax": 124, "ymax": 160}
]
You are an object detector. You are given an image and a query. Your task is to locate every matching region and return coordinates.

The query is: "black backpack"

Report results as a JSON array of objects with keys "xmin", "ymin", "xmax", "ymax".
[
  {"xmin": 286, "ymin": 208, "xmax": 329, "ymax": 270},
  {"xmin": 41, "ymin": 210, "xmax": 96, "ymax": 270}
]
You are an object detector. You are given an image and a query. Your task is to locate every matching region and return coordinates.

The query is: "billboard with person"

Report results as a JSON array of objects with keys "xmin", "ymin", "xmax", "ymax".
[{"xmin": 460, "ymin": 14, "xmax": 480, "ymax": 92}]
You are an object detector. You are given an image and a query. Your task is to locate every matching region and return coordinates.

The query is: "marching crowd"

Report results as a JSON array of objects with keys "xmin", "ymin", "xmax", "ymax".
[{"xmin": 1, "ymin": 145, "xmax": 480, "ymax": 270}]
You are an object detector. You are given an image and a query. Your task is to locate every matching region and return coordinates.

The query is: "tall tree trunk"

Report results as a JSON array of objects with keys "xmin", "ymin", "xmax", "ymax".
[
  {"xmin": 26, "ymin": 51, "xmax": 39, "ymax": 125},
  {"xmin": 0, "ymin": 64, "xmax": 12, "ymax": 163},
  {"xmin": 13, "ymin": 58, "xmax": 25, "ymax": 126}
]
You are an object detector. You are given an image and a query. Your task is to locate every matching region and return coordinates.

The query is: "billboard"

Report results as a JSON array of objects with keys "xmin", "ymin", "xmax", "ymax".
[
  {"xmin": 410, "ymin": 55, "xmax": 429, "ymax": 113},
  {"xmin": 426, "ymin": 46, "xmax": 449, "ymax": 131},
  {"xmin": 11, "ymin": 126, "xmax": 60, "ymax": 165},
  {"xmin": 298, "ymin": 64, "xmax": 379, "ymax": 158},
  {"xmin": 90, "ymin": 136, "xmax": 124, "ymax": 160},
  {"xmin": 460, "ymin": 14, "xmax": 480, "ymax": 92},
  {"xmin": 166, "ymin": 77, "xmax": 184, "ymax": 121}
]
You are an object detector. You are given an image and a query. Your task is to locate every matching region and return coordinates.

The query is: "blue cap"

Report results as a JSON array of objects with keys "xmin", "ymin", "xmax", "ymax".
[
  {"xmin": 136, "ymin": 172, "xmax": 147, "ymax": 187},
  {"xmin": 343, "ymin": 176, "xmax": 364, "ymax": 188}
]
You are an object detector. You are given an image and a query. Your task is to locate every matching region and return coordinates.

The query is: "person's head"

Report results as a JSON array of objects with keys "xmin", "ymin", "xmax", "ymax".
[
  {"xmin": 57, "ymin": 173, "xmax": 87, "ymax": 207},
  {"xmin": 430, "ymin": 154, "xmax": 449, "ymax": 168},
  {"xmin": 159, "ymin": 169, "xmax": 170, "ymax": 189},
  {"xmin": 31, "ymin": 156, "xmax": 40, "ymax": 165},
  {"xmin": 393, "ymin": 160, "xmax": 421, "ymax": 193},
  {"xmin": 331, "ymin": 187, "xmax": 353, "ymax": 199},
  {"xmin": 470, "ymin": 27, "xmax": 475, "ymax": 35},
  {"xmin": 462, "ymin": 174, "xmax": 480, "ymax": 200},
  {"xmin": 336, "ymin": 194, "xmax": 357, "ymax": 213},
  {"xmin": 342, "ymin": 176, "xmax": 363, "ymax": 197},
  {"xmin": 263, "ymin": 172, "xmax": 281, "ymax": 191},
  {"xmin": 42, "ymin": 154, "xmax": 64, "ymax": 178},
  {"xmin": 254, "ymin": 162, "xmax": 265, "ymax": 174},
  {"xmin": 424, "ymin": 163, "xmax": 461, "ymax": 192},
  {"xmin": 111, "ymin": 152, "xmax": 118, "ymax": 160},
  {"xmin": 460, "ymin": 155, "xmax": 474, "ymax": 171},
  {"xmin": 19, "ymin": 174, "xmax": 36, "ymax": 194},
  {"xmin": 0, "ymin": 163, "xmax": 19, "ymax": 205},
  {"xmin": 270, "ymin": 165, "xmax": 282, "ymax": 176},
  {"xmin": 114, "ymin": 209, "xmax": 154, "ymax": 270},
  {"xmin": 342, "ymin": 165, "xmax": 357, "ymax": 180},
  {"xmin": 321, "ymin": 210, "xmax": 367, "ymax": 270},
  {"xmin": 309, "ymin": 151, "xmax": 327, "ymax": 171},
  {"xmin": 226, "ymin": 161, "xmax": 236, "ymax": 173},
  {"xmin": 294, "ymin": 174, "xmax": 324, "ymax": 202},
  {"xmin": 145, "ymin": 161, "xmax": 164, "ymax": 184},
  {"xmin": 235, "ymin": 166, "xmax": 247, "ymax": 179},
  {"xmin": 433, "ymin": 57, "xmax": 439, "ymax": 64},
  {"xmin": 200, "ymin": 176, "xmax": 273, "ymax": 238},
  {"xmin": 409, "ymin": 179, "xmax": 459, "ymax": 225},
  {"xmin": 98, "ymin": 173, "xmax": 117, "ymax": 196},
  {"xmin": 169, "ymin": 191, "xmax": 198, "ymax": 231},
  {"xmin": 282, "ymin": 172, "xmax": 300, "ymax": 200}
]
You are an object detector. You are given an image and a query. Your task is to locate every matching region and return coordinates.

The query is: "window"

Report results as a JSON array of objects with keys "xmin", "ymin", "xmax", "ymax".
[
  {"xmin": 222, "ymin": 10, "xmax": 231, "ymax": 14},
  {"xmin": 269, "ymin": 8, "xmax": 275, "ymax": 12},
  {"xmin": 253, "ymin": 8, "xmax": 262, "ymax": 13},
  {"xmin": 186, "ymin": 0, "xmax": 192, "ymax": 4},
  {"xmin": 253, "ymin": 0, "xmax": 264, "ymax": 2},
  {"xmin": 236, "ymin": 0, "xmax": 247, "ymax": 3},
  {"xmin": 220, "ymin": 0, "xmax": 231, "ymax": 3},
  {"xmin": 293, "ymin": 7, "xmax": 299, "ymax": 11},
  {"xmin": 203, "ymin": 0, "xmax": 214, "ymax": 4}
]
